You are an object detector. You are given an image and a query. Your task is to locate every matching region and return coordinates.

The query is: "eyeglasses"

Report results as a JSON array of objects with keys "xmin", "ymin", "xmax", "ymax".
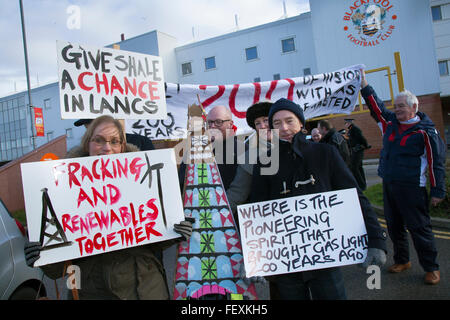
[
  {"xmin": 90, "ymin": 136, "xmax": 122, "ymax": 147},
  {"xmin": 207, "ymin": 119, "xmax": 231, "ymax": 127}
]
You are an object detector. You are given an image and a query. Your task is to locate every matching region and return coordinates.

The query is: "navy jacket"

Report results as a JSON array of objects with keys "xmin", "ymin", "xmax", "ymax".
[
  {"xmin": 361, "ymin": 85, "xmax": 446, "ymax": 199},
  {"xmin": 251, "ymin": 133, "xmax": 387, "ymax": 252}
]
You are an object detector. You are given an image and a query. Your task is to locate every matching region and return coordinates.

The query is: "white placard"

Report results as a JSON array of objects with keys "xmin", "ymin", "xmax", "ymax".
[
  {"xmin": 57, "ymin": 40, "xmax": 166, "ymax": 120},
  {"xmin": 21, "ymin": 149, "xmax": 184, "ymax": 266},
  {"xmin": 237, "ymin": 188, "xmax": 368, "ymax": 277}
]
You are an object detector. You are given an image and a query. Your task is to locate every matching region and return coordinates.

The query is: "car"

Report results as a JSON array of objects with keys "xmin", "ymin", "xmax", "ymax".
[{"xmin": 0, "ymin": 198, "xmax": 47, "ymax": 300}]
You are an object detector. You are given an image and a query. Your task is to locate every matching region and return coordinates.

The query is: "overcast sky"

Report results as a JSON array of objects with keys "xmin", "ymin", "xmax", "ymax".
[{"xmin": 0, "ymin": 0, "xmax": 310, "ymax": 97}]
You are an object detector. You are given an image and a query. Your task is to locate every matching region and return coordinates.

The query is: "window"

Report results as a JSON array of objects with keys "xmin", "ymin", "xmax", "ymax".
[
  {"xmin": 66, "ymin": 128, "xmax": 73, "ymax": 139},
  {"xmin": 281, "ymin": 37, "xmax": 295, "ymax": 53},
  {"xmin": 253, "ymin": 77, "xmax": 261, "ymax": 83},
  {"xmin": 303, "ymin": 68, "xmax": 311, "ymax": 76},
  {"xmin": 245, "ymin": 46, "xmax": 258, "ymax": 61},
  {"xmin": 181, "ymin": 62, "xmax": 192, "ymax": 76},
  {"xmin": 47, "ymin": 131, "xmax": 54, "ymax": 141},
  {"xmin": 273, "ymin": 74, "xmax": 281, "ymax": 80},
  {"xmin": 204, "ymin": 56, "xmax": 216, "ymax": 70},
  {"xmin": 44, "ymin": 98, "xmax": 51, "ymax": 110},
  {"xmin": 431, "ymin": 6, "xmax": 442, "ymax": 21},
  {"xmin": 439, "ymin": 60, "xmax": 449, "ymax": 76}
]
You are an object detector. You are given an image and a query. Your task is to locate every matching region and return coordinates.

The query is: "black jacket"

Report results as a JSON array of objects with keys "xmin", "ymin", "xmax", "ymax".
[
  {"xmin": 251, "ymin": 133, "xmax": 386, "ymax": 252},
  {"xmin": 347, "ymin": 124, "xmax": 369, "ymax": 153},
  {"xmin": 320, "ymin": 128, "xmax": 351, "ymax": 166}
]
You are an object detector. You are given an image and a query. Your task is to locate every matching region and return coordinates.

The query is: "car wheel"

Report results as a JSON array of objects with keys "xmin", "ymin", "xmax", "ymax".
[{"xmin": 9, "ymin": 286, "xmax": 40, "ymax": 300}]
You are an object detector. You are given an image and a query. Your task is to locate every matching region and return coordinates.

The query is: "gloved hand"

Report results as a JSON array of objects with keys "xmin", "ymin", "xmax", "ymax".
[
  {"xmin": 239, "ymin": 261, "xmax": 266, "ymax": 285},
  {"xmin": 24, "ymin": 239, "xmax": 42, "ymax": 267},
  {"xmin": 174, "ymin": 218, "xmax": 195, "ymax": 241},
  {"xmin": 360, "ymin": 248, "xmax": 387, "ymax": 269}
]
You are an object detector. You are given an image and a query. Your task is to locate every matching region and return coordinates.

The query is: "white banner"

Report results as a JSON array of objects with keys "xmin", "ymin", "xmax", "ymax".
[
  {"xmin": 21, "ymin": 149, "xmax": 184, "ymax": 266},
  {"xmin": 237, "ymin": 188, "xmax": 368, "ymax": 278},
  {"xmin": 57, "ymin": 41, "xmax": 167, "ymax": 120},
  {"xmin": 126, "ymin": 64, "xmax": 364, "ymax": 140}
]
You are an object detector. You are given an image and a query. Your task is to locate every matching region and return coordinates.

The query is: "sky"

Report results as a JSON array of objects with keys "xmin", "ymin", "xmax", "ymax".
[{"xmin": 0, "ymin": 0, "xmax": 310, "ymax": 97}]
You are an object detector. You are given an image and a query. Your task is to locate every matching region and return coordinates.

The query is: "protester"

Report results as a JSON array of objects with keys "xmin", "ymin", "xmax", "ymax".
[
  {"xmin": 24, "ymin": 115, "xmax": 193, "ymax": 299},
  {"xmin": 74, "ymin": 118, "xmax": 155, "ymax": 151},
  {"xmin": 310, "ymin": 128, "xmax": 322, "ymax": 143},
  {"xmin": 250, "ymin": 98, "xmax": 387, "ymax": 300},
  {"xmin": 179, "ymin": 105, "xmax": 243, "ymax": 191},
  {"xmin": 360, "ymin": 70, "xmax": 446, "ymax": 285},
  {"xmin": 206, "ymin": 105, "xmax": 236, "ymax": 142},
  {"xmin": 344, "ymin": 118, "xmax": 370, "ymax": 190},
  {"xmin": 317, "ymin": 119, "xmax": 351, "ymax": 166},
  {"xmin": 226, "ymin": 101, "xmax": 272, "ymax": 217}
]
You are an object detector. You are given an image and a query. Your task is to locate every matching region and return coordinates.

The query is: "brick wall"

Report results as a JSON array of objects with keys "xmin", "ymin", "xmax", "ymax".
[{"xmin": 0, "ymin": 135, "xmax": 67, "ymax": 213}]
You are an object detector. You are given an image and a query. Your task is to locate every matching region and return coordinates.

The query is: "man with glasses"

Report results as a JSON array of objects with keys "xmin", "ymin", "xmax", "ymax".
[
  {"xmin": 206, "ymin": 105, "xmax": 235, "ymax": 142},
  {"xmin": 178, "ymin": 105, "xmax": 242, "ymax": 192},
  {"xmin": 360, "ymin": 70, "xmax": 446, "ymax": 285}
]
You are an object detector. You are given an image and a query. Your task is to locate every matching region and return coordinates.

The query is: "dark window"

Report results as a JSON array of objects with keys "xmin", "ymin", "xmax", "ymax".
[
  {"xmin": 181, "ymin": 62, "xmax": 192, "ymax": 75},
  {"xmin": 281, "ymin": 37, "xmax": 295, "ymax": 53},
  {"xmin": 245, "ymin": 46, "xmax": 258, "ymax": 61},
  {"xmin": 205, "ymin": 56, "xmax": 216, "ymax": 70},
  {"xmin": 431, "ymin": 6, "xmax": 442, "ymax": 21},
  {"xmin": 439, "ymin": 60, "xmax": 449, "ymax": 76}
]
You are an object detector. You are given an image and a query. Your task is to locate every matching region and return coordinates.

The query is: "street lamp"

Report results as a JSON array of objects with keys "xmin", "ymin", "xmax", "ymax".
[{"xmin": 19, "ymin": 0, "xmax": 36, "ymax": 149}]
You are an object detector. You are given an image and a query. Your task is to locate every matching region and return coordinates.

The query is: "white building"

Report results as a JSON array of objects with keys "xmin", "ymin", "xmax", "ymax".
[
  {"xmin": 431, "ymin": 0, "xmax": 450, "ymax": 145},
  {"xmin": 1, "ymin": 0, "xmax": 448, "ymax": 162}
]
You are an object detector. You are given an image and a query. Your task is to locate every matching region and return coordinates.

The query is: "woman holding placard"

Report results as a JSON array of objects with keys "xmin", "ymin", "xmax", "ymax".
[{"xmin": 24, "ymin": 115, "xmax": 193, "ymax": 300}]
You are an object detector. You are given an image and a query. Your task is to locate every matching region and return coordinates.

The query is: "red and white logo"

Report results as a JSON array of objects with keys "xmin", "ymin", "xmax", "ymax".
[{"xmin": 343, "ymin": 0, "xmax": 397, "ymax": 47}]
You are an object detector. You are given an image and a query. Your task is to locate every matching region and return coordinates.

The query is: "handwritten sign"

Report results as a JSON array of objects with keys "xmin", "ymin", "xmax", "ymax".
[
  {"xmin": 237, "ymin": 188, "xmax": 368, "ymax": 277},
  {"xmin": 57, "ymin": 41, "xmax": 166, "ymax": 120},
  {"xmin": 21, "ymin": 149, "xmax": 184, "ymax": 266},
  {"xmin": 126, "ymin": 64, "xmax": 364, "ymax": 140}
]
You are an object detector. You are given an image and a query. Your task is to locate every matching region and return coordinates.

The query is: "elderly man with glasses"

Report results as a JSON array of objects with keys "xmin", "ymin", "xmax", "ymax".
[
  {"xmin": 206, "ymin": 105, "xmax": 235, "ymax": 142},
  {"xmin": 178, "ymin": 105, "xmax": 243, "ymax": 192}
]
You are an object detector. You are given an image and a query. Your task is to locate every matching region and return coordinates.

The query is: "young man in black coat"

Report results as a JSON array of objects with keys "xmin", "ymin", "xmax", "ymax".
[
  {"xmin": 250, "ymin": 98, "xmax": 387, "ymax": 300},
  {"xmin": 317, "ymin": 119, "xmax": 351, "ymax": 167},
  {"xmin": 344, "ymin": 118, "xmax": 370, "ymax": 190}
]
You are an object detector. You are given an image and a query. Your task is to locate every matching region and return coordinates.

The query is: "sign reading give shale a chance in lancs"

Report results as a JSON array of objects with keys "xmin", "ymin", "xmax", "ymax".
[
  {"xmin": 21, "ymin": 149, "xmax": 184, "ymax": 267},
  {"xmin": 237, "ymin": 188, "xmax": 368, "ymax": 277},
  {"xmin": 56, "ymin": 41, "xmax": 167, "ymax": 120}
]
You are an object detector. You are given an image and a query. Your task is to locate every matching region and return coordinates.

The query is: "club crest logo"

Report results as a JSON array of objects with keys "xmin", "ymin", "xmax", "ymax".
[{"xmin": 343, "ymin": 0, "xmax": 397, "ymax": 47}]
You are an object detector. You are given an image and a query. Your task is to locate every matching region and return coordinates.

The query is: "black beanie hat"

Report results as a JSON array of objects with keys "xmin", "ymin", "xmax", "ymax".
[
  {"xmin": 268, "ymin": 98, "xmax": 305, "ymax": 128},
  {"xmin": 74, "ymin": 119, "xmax": 93, "ymax": 127},
  {"xmin": 246, "ymin": 102, "xmax": 272, "ymax": 129}
]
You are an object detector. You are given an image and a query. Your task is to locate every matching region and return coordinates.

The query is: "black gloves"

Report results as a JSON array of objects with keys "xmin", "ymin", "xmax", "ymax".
[
  {"xmin": 24, "ymin": 240, "xmax": 42, "ymax": 267},
  {"xmin": 173, "ymin": 217, "xmax": 195, "ymax": 241}
]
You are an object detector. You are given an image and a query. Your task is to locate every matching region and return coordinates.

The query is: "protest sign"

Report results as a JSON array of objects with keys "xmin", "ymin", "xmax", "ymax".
[
  {"xmin": 56, "ymin": 41, "xmax": 166, "ymax": 120},
  {"xmin": 237, "ymin": 188, "xmax": 368, "ymax": 277},
  {"xmin": 126, "ymin": 64, "xmax": 364, "ymax": 140},
  {"xmin": 21, "ymin": 149, "xmax": 184, "ymax": 266}
]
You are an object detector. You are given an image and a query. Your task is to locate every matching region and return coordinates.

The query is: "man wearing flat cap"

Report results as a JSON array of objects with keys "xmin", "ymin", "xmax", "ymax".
[
  {"xmin": 344, "ymin": 118, "xmax": 370, "ymax": 190},
  {"xmin": 250, "ymin": 98, "xmax": 387, "ymax": 300}
]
